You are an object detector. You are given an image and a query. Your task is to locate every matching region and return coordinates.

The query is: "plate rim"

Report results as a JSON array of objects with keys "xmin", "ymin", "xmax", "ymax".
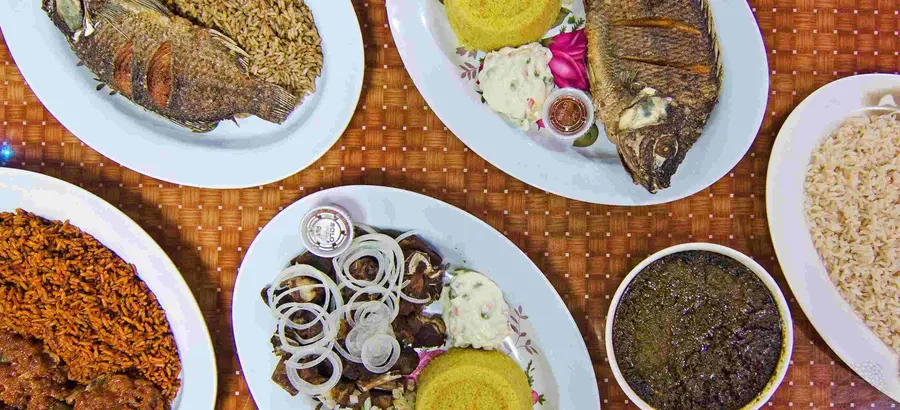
[
  {"xmin": 231, "ymin": 184, "xmax": 601, "ymax": 409},
  {"xmin": 765, "ymin": 72, "xmax": 900, "ymax": 402},
  {"xmin": 0, "ymin": 1, "xmax": 364, "ymax": 189},
  {"xmin": 385, "ymin": 0, "xmax": 769, "ymax": 206},
  {"xmin": 0, "ymin": 166, "xmax": 218, "ymax": 409}
]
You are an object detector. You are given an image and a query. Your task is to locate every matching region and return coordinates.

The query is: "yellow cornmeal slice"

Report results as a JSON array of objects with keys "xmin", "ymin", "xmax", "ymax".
[
  {"xmin": 415, "ymin": 348, "xmax": 533, "ymax": 410},
  {"xmin": 445, "ymin": 0, "xmax": 562, "ymax": 51}
]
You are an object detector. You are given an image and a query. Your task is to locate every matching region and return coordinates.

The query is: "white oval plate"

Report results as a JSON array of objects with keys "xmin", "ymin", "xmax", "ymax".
[
  {"xmin": 0, "ymin": 0, "xmax": 363, "ymax": 188},
  {"xmin": 232, "ymin": 185, "xmax": 600, "ymax": 409},
  {"xmin": 606, "ymin": 243, "xmax": 793, "ymax": 410},
  {"xmin": 767, "ymin": 73, "xmax": 900, "ymax": 401},
  {"xmin": 386, "ymin": 0, "xmax": 767, "ymax": 205},
  {"xmin": 0, "ymin": 167, "xmax": 217, "ymax": 409}
]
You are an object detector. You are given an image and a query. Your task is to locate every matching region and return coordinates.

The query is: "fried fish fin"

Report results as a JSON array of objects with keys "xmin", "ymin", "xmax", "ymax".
[
  {"xmin": 700, "ymin": 0, "xmax": 724, "ymax": 89},
  {"xmin": 165, "ymin": 116, "xmax": 219, "ymax": 133},
  {"xmin": 92, "ymin": 0, "xmax": 129, "ymax": 26},
  {"xmin": 253, "ymin": 83, "xmax": 299, "ymax": 124},
  {"xmin": 207, "ymin": 28, "xmax": 251, "ymax": 75},
  {"xmin": 117, "ymin": 0, "xmax": 172, "ymax": 16}
]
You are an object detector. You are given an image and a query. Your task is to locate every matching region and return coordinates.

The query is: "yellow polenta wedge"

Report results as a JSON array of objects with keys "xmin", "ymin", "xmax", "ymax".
[
  {"xmin": 415, "ymin": 348, "xmax": 533, "ymax": 410},
  {"xmin": 445, "ymin": 0, "xmax": 562, "ymax": 51}
]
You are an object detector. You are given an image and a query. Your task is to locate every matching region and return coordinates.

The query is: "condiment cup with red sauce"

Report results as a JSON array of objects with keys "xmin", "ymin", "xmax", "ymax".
[{"xmin": 541, "ymin": 87, "xmax": 595, "ymax": 141}]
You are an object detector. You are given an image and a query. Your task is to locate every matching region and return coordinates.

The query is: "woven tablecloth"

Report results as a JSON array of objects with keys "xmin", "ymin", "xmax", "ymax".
[{"xmin": 1, "ymin": 0, "xmax": 898, "ymax": 408}]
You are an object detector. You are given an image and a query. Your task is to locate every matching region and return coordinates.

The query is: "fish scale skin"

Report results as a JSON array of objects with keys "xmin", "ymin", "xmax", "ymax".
[
  {"xmin": 585, "ymin": 0, "xmax": 721, "ymax": 193},
  {"xmin": 609, "ymin": 26, "xmax": 710, "ymax": 68}
]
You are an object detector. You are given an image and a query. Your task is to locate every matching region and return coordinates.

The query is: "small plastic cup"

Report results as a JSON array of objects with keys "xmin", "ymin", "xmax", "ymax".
[
  {"xmin": 299, "ymin": 205, "xmax": 354, "ymax": 258},
  {"xmin": 540, "ymin": 87, "xmax": 595, "ymax": 141}
]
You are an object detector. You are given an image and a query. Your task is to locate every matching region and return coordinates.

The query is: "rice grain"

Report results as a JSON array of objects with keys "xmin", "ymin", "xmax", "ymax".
[
  {"xmin": 0, "ymin": 210, "xmax": 181, "ymax": 400},
  {"xmin": 805, "ymin": 113, "xmax": 900, "ymax": 353},
  {"xmin": 165, "ymin": 0, "xmax": 323, "ymax": 97}
]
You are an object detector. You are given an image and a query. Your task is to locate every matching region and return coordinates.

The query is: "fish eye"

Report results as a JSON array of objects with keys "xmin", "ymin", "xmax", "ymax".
[{"xmin": 654, "ymin": 136, "xmax": 678, "ymax": 159}]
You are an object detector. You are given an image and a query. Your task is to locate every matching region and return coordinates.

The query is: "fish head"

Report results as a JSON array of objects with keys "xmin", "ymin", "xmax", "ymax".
[
  {"xmin": 615, "ymin": 87, "xmax": 690, "ymax": 193},
  {"xmin": 42, "ymin": 0, "xmax": 84, "ymax": 37}
]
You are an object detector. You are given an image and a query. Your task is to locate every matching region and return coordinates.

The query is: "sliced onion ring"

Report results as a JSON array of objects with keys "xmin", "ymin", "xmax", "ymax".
[
  {"xmin": 270, "ymin": 227, "xmax": 440, "ymax": 391},
  {"xmin": 361, "ymin": 334, "xmax": 401, "ymax": 374}
]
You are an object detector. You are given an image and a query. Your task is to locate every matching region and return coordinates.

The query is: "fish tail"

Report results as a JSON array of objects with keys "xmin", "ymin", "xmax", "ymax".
[{"xmin": 252, "ymin": 83, "xmax": 298, "ymax": 124}]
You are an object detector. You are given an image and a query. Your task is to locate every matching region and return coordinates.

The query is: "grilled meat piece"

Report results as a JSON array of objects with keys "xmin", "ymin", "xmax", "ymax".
[
  {"xmin": 356, "ymin": 372, "xmax": 403, "ymax": 393},
  {"xmin": 326, "ymin": 380, "xmax": 361, "ymax": 408},
  {"xmin": 270, "ymin": 355, "xmax": 299, "ymax": 396},
  {"xmin": 398, "ymin": 236, "xmax": 443, "ymax": 267},
  {"xmin": 348, "ymin": 257, "xmax": 380, "ymax": 282},
  {"xmin": 394, "ymin": 347, "xmax": 419, "ymax": 376},
  {"xmin": 585, "ymin": 0, "xmax": 722, "ymax": 192},
  {"xmin": 68, "ymin": 375, "xmax": 167, "ymax": 410},
  {"xmin": 291, "ymin": 251, "xmax": 336, "ymax": 277},
  {"xmin": 370, "ymin": 391, "xmax": 395, "ymax": 410},
  {"xmin": 0, "ymin": 332, "xmax": 73, "ymax": 410},
  {"xmin": 283, "ymin": 276, "xmax": 326, "ymax": 304},
  {"xmin": 394, "ymin": 311, "xmax": 447, "ymax": 348},
  {"xmin": 42, "ymin": 0, "xmax": 297, "ymax": 132}
]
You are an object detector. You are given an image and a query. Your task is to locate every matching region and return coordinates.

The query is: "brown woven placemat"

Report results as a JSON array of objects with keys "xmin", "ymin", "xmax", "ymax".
[{"xmin": 0, "ymin": 0, "xmax": 898, "ymax": 408}]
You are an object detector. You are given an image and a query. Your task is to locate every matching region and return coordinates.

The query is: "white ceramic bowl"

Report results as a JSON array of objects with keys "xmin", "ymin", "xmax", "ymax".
[{"xmin": 605, "ymin": 243, "xmax": 793, "ymax": 410}]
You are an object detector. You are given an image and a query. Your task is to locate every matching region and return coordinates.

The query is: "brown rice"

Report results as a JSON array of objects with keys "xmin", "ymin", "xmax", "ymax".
[
  {"xmin": 165, "ymin": 0, "xmax": 323, "ymax": 98},
  {"xmin": 0, "ymin": 209, "xmax": 181, "ymax": 400},
  {"xmin": 805, "ymin": 113, "xmax": 900, "ymax": 353}
]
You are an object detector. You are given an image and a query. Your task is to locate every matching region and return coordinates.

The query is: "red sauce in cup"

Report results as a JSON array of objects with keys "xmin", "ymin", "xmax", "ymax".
[{"xmin": 548, "ymin": 96, "xmax": 589, "ymax": 136}]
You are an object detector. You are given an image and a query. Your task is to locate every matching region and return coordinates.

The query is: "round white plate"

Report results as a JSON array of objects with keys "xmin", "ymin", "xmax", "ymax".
[
  {"xmin": 0, "ymin": 167, "xmax": 217, "ymax": 409},
  {"xmin": 386, "ymin": 0, "xmax": 768, "ymax": 205},
  {"xmin": 233, "ymin": 185, "xmax": 600, "ymax": 409},
  {"xmin": 0, "ymin": 0, "xmax": 363, "ymax": 188},
  {"xmin": 767, "ymin": 73, "xmax": 900, "ymax": 402}
]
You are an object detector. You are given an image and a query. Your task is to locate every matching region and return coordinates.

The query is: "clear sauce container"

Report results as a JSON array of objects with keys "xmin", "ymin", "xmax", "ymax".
[
  {"xmin": 541, "ymin": 88, "xmax": 595, "ymax": 141},
  {"xmin": 299, "ymin": 205, "xmax": 354, "ymax": 257}
]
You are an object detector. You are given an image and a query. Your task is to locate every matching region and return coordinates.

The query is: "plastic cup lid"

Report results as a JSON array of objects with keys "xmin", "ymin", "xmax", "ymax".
[{"xmin": 300, "ymin": 205, "xmax": 354, "ymax": 258}]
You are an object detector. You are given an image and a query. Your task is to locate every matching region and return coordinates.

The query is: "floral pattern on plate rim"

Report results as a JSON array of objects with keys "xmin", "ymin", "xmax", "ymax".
[{"xmin": 509, "ymin": 304, "xmax": 548, "ymax": 406}]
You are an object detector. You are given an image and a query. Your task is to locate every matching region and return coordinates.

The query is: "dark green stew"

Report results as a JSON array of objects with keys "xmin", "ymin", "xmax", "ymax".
[{"xmin": 613, "ymin": 251, "xmax": 783, "ymax": 410}]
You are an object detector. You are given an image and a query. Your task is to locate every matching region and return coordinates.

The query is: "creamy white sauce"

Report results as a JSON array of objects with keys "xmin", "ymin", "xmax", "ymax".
[
  {"xmin": 440, "ymin": 270, "xmax": 513, "ymax": 349},
  {"xmin": 477, "ymin": 43, "xmax": 555, "ymax": 130},
  {"xmin": 618, "ymin": 87, "xmax": 672, "ymax": 131}
]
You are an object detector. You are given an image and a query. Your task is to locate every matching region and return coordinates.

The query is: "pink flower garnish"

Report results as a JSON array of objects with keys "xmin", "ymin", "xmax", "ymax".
[
  {"xmin": 407, "ymin": 349, "xmax": 447, "ymax": 380},
  {"xmin": 533, "ymin": 390, "xmax": 540, "ymax": 404},
  {"xmin": 546, "ymin": 29, "xmax": 589, "ymax": 91}
]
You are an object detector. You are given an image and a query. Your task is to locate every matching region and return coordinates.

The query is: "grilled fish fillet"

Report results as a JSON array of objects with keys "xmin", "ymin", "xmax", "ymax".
[
  {"xmin": 43, "ymin": 0, "xmax": 297, "ymax": 132},
  {"xmin": 585, "ymin": 0, "xmax": 722, "ymax": 193}
]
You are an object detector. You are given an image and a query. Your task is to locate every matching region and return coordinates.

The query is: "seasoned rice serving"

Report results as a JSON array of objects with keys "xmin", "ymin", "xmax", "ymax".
[
  {"xmin": 164, "ymin": 0, "xmax": 323, "ymax": 97},
  {"xmin": 805, "ymin": 113, "xmax": 900, "ymax": 353},
  {"xmin": 0, "ymin": 210, "xmax": 181, "ymax": 400}
]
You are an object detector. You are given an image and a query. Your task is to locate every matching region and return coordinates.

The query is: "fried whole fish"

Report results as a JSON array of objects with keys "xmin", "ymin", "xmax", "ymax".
[
  {"xmin": 43, "ymin": 0, "xmax": 297, "ymax": 132},
  {"xmin": 585, "ymin": 0, "xmax": 722, "ymax": 193}
]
